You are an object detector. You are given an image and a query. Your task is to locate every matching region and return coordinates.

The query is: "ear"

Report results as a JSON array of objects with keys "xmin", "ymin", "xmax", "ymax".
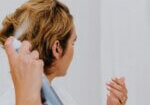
[{"xmin": 52, "ymin": 40, "xmax": 63, "ymax": 59}]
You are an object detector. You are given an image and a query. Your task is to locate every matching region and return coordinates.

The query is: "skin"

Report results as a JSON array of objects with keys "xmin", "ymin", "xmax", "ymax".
[
  {"xmin": 107, "ymin": 77, "xmax": 128, "ymax": 105},
  {"xmin": 4, "ymin": 27, "xmax": 127, "ymax": 105},
  {"xmin": 46, "ymin": 27, "xmax": 77, "ymax": 82},
  {"xmin": 5, "ymin": 37, "xmax": 43, "ymax": 105}
]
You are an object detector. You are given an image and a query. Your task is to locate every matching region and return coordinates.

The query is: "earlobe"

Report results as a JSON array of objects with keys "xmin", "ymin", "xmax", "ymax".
[{"xmin": 52, "ymin": 40, "xmax": 63, "ymax": 59}]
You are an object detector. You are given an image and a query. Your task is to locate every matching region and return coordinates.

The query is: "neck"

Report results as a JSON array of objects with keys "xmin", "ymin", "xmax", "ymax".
[
  {"xmin": 46, "ymin": 73, "xmax": 57, "ymax": 83},
  {"xmin": 45, "ymin": 66, "xmax": 58, "ymax": 83}
]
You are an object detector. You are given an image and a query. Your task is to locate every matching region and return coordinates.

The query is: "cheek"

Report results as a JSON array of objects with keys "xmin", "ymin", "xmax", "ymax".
[
  {"xmin": 69, "ymin": 46, "xmax": 74, "ymax": 60},
  {"xmin": 65, "ymin": 46, "xmax": 74, "ymax": 64}
]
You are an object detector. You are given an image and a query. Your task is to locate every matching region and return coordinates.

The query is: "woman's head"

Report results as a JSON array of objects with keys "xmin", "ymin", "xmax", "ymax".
[{"xmin": 0, "ymin": 0, "xmax": 77, "ymax": 76}]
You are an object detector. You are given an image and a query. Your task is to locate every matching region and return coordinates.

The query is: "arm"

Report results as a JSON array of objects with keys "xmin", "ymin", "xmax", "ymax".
[{"xmin": 5, "ymin": 37, "xmax": 43, "ymax": 105}]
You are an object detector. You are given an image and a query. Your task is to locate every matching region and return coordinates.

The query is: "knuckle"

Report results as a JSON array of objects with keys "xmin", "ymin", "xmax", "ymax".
[
  {"xmin": 33, "ymin": 60, "xmax": 44, "ymax": 71},
  {"xmin": 34, "ymin": 50, "xmax": 39, "ymax": 54},
  {"xmin": 39, "ymin": 60, "xmax": 44, "ymax": 66},
  {"xmin": 34, "ymin": 50, "xmax": 39, "ymax": 56},
  {"xmin": 37, "ymin": 60, "xmax": 44, "ymax": 68},
  {"xmin": 30, "ymin": 50, "xmax": 39, "ymax": 59},
  {"xmin": 22, "ymin": 41, "xmax": 32, "ymax": 47}
]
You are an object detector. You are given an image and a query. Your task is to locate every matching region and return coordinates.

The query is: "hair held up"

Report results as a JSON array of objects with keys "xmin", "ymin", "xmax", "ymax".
[{"xmin": 0, "ymin": 0, "xmax": 74, "ymax": 74}]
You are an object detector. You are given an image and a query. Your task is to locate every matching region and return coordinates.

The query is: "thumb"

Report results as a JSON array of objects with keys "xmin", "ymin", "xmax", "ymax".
[{"xmin": 4, "ymin": 37, "xmax": 17, "ymax": 63}]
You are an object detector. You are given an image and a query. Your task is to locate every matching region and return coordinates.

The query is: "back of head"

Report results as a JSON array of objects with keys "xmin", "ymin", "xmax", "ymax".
[{"xmin": 0, "ymin": 0, "xmax": 73, "ymax": 74}]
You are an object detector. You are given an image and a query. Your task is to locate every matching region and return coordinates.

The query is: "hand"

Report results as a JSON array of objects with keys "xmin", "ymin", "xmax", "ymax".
[
  {"xmin": 106, "ymin": 77, "xmax": 128, "ymax": 105},
  {"xmin": 4, "ymin": 37, "xmax": 43, "ymax": 105}
]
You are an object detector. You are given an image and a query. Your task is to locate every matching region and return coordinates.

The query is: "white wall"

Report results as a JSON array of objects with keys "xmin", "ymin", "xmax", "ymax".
[
  {"xmin": 54, "ymin": 0, "xmax": 101, "ymax": 105},
  {"xmin": 0, "ymin": 0, "xmax": 101, "ymax": 105},
  {"xmin": 100, "ymin": 0, "xmax": 150, "ymax": 105}
]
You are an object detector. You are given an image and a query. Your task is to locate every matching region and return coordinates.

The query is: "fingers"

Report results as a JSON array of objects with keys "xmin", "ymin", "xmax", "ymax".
[
  {"xmin": 112, "ymin": 77, "xmax": 125, "ymax": 86},
  {"xmin": 34, "ymin": 60, "xmax": 44, "ymax": 73},
  {"xmin": 4, "ymin": 37, "xmax": 17, "ymax": 63},
  {"xmin": 18, "ymin": 41, "xmax": 32, "ymax": 55},
  {"xmin": 106, "ymin": 81, "xmax": 122, "ymax": 92},
  {"xmin": 17, "ymin": 41, "xmax": 40, "ymax": 61},
  {"xmin": 107, "ymin": 92, "xmax": 121, "ymax": 105},
  {"xmin": 107, "ymin": 85, "xmax": 123, "ymax": 100},
  {"xmin": 30, "ymin": 50, "xmax": 39, "ymax": 60},
  {"xmin": 37, "ymin": 60, "xmax": 44, "ymax": 68},
  {"xmin": 106, "ymin": 77, "xmax": 128, "ymax": 105},
  {"xmin": 112, "ymin": 77, "xmax": 128, "ymax": 93}
]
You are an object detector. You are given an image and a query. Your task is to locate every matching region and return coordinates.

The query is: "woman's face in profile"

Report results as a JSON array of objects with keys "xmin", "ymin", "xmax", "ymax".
[{"xmin": 52, "ymin": 27, "xmax": 77, "ymax": 76}]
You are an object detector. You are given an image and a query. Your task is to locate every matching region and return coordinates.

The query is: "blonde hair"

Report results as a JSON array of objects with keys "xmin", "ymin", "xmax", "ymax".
[{"xmin": 0, "ymin": 0, "xmax": 73, "ymax": 74}]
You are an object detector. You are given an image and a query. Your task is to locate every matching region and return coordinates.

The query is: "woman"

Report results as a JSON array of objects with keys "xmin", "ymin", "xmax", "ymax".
[{"xmin": 0, "ymin": 0, "xmax": 128, "ymax": 105}]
